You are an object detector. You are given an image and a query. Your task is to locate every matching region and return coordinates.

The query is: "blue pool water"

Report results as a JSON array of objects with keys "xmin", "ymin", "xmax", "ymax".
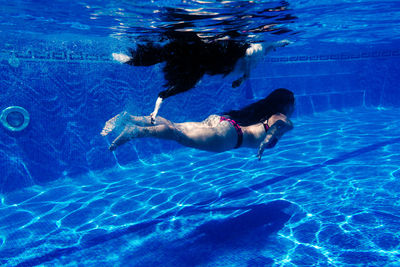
[
  {"xmin": 2, "ymin": 107, "xmax": 400, "ymax": 266},
  {"xmin": 1, "ymin": 0, "xmax": 400, "ymax": 266}
]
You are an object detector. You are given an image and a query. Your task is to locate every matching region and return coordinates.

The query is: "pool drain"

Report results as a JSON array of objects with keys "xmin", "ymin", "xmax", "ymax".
[{"xmin": 1, "ymin": 106, "xmax": 30, "ymax": 131}]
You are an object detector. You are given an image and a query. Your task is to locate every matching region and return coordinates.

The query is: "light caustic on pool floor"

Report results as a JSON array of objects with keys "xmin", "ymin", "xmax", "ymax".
[{"xmin": 1, "ymin": 107, "xmax": 400, "ymax": 266}]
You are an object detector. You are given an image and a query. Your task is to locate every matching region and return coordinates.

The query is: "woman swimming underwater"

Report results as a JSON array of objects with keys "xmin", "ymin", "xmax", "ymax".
[{"xmin": 101, "ymin": 88, "xmax": 295, "ymax": 160}]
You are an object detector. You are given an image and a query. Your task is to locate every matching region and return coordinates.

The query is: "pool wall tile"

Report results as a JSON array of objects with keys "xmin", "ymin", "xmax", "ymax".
[
  {"xmin": 311, "ymin": 94, "xmax": 331, "ymax": 113},
  {"xmin": 380, "ymin": 60, "xmax": 400, "ymax": 107},
  {"xmin": 0, "ymin": 43, "xmax": 399, "ymax": 192}
]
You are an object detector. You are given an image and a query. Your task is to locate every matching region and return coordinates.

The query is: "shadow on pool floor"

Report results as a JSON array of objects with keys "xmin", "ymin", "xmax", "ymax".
[{"xmin": 120, "ymin": 200, "xmax": 294, "ymax": 266}]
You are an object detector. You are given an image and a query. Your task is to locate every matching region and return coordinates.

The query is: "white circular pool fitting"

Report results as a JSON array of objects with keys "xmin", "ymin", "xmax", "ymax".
[{"xmin": 1, "ymin": 106, "xmax": 30, "ymax": 132}]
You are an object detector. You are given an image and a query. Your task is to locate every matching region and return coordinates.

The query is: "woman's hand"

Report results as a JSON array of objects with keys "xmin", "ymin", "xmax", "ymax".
[
  {"xmin": 257, "ymin": 134, "xmax": 278, "ymax": 160},
  {"xmin": 257, "ymin": 117, "xmax": 293, "ymax": 160}
]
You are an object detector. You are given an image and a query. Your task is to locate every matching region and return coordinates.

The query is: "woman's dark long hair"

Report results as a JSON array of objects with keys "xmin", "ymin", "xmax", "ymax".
[{"xmin": 223, "ymin": 88, "xmax": 294, "ymax": 126}]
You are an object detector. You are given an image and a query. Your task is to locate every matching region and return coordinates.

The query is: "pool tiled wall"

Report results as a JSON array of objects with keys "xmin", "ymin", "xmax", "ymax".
[
  {"xmin": 0, "ymin": 42, "xmax": 399, "ymax": 192},
  {"xmin": 252, "ymin": 49, "xmax": 400, "ymax": 116}
]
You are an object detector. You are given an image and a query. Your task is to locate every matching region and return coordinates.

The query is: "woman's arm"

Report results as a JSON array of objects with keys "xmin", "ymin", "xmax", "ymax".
[{"xmin": 257, "ymin": 118, "xmax": 293, "ymax": 160}]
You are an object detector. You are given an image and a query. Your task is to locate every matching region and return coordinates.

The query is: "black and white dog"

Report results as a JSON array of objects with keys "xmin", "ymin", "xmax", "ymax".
[{"xmin": 113, "ymin": 31, "xmax": 290, "ymax": 123}]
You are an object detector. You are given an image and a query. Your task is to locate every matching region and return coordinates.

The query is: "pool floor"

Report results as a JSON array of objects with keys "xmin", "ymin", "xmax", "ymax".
[{"xmin": 1, "ymin": 107, "xmax": 400, "ymax": 266}]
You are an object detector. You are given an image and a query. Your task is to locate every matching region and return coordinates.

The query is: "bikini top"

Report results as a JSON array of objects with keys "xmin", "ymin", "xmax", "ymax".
[
  {"xmin": 262, "ymin": 121, "xmax": 278, "ymax": 148},
  {"xmin": 263, "ymin": 121, "xmax": 270, "ymax": 132}
]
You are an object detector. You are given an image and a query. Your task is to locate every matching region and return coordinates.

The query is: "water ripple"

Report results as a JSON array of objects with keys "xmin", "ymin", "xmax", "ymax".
[{"xmin": 1, "ymin": 107, "xmax": 400, "ymax": 266}]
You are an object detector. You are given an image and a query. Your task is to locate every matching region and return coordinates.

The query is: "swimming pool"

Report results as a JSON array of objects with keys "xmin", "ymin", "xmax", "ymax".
[
  {"xmin": 2, "ymin": 107, "xmax": 400, "ymax": 266},
  {"xmin": 1, "ymin": 0, "xmax": 400, "ymax": 266}
]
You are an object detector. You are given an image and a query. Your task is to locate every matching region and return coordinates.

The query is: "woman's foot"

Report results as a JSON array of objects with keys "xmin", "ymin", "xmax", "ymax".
[
  {"xmin": 109, "ymin": 125, "xmax": 140, "ymax": 151},
  {"xmin": 101, "ymin": 112, "xmax": 128, "ymax": 136}
]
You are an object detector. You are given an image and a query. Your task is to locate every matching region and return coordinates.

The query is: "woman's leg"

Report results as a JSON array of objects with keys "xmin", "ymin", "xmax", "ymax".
[
  {"xmin": 109, "ymin": 123, "xmax": 178, "ymax": 151},
  {"xmin": 124, "ymin": 113, "xmax": 172, "ymax": 126},
  {"xmin": 101, "ymin": 111, "xmax": 173, "ymax": 136},
  {"xmin": 109, "ymin": 121, "xmax": 236, "ymax": 152}
]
